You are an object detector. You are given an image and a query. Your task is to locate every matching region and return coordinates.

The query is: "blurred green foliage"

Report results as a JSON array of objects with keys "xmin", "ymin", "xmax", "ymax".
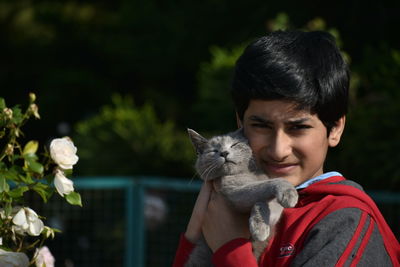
[
  {"xmin": 73, "ymin": 95, "xmax": 194, "ymax": 177},
  {"xmin": 1, "ymin": 1, "xmax": 400, "ymax": 189},
  {"xmin": 327, "ymin": 45, "xmax": 400, "ymax": 190},
  {"xmin": 192, "ymin": 45, "xmax": 246, "ymax": 133}
]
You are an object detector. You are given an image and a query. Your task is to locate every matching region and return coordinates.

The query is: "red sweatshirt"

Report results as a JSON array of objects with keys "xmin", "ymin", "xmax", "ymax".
[{"xmin": 173, "ymin": 176, "xmax": 400, "ymax": 266}]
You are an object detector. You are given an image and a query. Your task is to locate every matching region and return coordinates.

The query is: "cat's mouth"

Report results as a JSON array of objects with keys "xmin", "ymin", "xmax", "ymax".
[{"xmin": 224, "ymin": 159, "xmax": 236, "ymax": 165}]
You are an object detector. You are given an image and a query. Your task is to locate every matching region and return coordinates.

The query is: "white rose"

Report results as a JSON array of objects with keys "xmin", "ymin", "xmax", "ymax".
[
  {"xmin": 54, "ymin": 170, "xmax": 74, "ymax": 196},
  {"xmin": 0, "ymin": 249, "xmax": 29, "ymax": 267},
  {"xmin": 12, "ymin": 207, "xmax": 44, "ymax": 236},
  {"xmin": 35, "ymin": 246, "xmax": 55, "ymax": 267},
  {"xmin": 50, "ymin": 137, "xmax": 79, "ymax": 170}
]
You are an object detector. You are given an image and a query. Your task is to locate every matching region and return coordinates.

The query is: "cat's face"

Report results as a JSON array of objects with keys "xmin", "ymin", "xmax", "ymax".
[{"xmin": 188, "ymin": 129, "xmax": 255, "ymax": 181}]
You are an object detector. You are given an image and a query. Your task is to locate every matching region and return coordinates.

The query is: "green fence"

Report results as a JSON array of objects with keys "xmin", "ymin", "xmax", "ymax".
[{"xmin": 33, "ymin": 176, "xmax": 400, "ymax": 267}]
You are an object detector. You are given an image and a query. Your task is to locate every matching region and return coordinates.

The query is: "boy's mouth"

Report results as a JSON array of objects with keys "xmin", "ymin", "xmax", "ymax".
[{"xmin": 262, "ymin": 162, "xmax": 298, "ymax": 176}]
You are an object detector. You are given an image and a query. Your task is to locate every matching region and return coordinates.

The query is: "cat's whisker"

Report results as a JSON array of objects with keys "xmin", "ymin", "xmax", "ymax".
[
  {"xmin": 206, "ymin": 163, "xmax": 220, "ymax": 180},
  {"xmin": 199, "ymin": 161, "xmax": 214, "ymax": 179},
  {"xmin": 188, "ymin": 173, "xmax": 199, "ymax": 185},
  {"xmin": 200, "ymin": 163, "xmax": 214, "ymax": 181},
  {"xmin": 202, "ymin": 162, "xmax": 219, "ymax": 181}
]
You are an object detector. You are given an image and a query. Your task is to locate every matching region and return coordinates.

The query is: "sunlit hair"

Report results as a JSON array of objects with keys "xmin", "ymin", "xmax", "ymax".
[{"xmin": 231, "ymin": 30, "xmax": 349, "ymax": 133}]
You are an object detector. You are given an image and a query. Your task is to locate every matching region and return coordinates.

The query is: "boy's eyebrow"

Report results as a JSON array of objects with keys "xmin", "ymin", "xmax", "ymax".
[
  {"xmin": 248, "ymin": 115, "xmax": 272, "ymax": 124},
  {"xmin": 286, "ymin": 118, "xmax": 311, "ymax": 124},
  {"xmin": 248, "ymin": 115, "xmax": 311, "ymax": 124}
]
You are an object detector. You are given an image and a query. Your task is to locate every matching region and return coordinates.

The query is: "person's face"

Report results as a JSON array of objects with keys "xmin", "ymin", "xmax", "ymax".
[{"xmin": 238, "ymin": 99, "xmax": 345, "ymax": 186}]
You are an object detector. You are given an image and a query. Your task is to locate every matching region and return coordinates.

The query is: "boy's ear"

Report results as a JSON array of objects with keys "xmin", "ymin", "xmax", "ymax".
[
  {"xmin": 187, "ymin": 128, "xmax": 208, "ymax": 154},
  {"xmin": 236, "ymin": 112, "xmax": 243, "ymax": 128},
  {"xmin": 328, "ymin": 116, "xmax": 346, "ymax": 147}
]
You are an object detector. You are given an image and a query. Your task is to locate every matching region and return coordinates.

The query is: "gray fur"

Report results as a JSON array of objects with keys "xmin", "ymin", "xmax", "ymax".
[{"xmin": 185, "ymin": 128, "xmax": 298, "ymax": 266}]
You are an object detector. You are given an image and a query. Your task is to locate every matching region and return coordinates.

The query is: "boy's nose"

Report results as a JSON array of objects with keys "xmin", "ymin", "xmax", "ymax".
[{"xmin": 267, "ymin": 131, "xmax": 292, "ymax": 161}]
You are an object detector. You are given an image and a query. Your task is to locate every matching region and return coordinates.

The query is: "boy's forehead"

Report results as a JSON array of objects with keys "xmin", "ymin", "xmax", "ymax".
[{"xmin": 244, "ymin": 99, "xmax": 316, "ymax": 121}]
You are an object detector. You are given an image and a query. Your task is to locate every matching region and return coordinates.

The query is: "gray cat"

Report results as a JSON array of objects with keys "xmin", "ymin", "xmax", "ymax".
[{"xmin": 185, "ymin": 128, "xmax": 298, "ymax": 266}]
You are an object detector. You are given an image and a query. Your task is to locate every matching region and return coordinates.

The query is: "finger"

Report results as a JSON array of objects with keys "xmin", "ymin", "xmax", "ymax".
[
  {"xmin": 184, "ymin": 182, "xmax": 213, "ymax": 243},
  {"xmin": 210, "ymin": 190, "xmax": 217, "ymax": 201},
  {"xmin": 195, "ymin": 181, "xmax": 212, "ymax": 210}
]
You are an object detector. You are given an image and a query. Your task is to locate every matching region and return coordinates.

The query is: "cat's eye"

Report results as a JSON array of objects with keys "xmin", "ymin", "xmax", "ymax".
[{"xmin": 231, "ymin": 142, "xmax": 240, "ymax": 148}]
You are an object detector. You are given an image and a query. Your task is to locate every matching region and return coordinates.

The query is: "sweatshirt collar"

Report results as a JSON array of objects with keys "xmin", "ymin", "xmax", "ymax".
[{"xmin": 295, "ymin": 171, "xmax": 343, "ymax": 190}]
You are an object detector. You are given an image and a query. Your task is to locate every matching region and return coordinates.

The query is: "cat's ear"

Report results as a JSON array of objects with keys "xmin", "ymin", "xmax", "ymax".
[{"xmin": 187, "ymin": 128, "xmax": 208, "ymax": 154}]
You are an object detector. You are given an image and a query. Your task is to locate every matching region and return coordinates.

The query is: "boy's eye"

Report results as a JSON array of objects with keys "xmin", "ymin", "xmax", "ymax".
[
  {"xmin": 290, "ymin": 124, "xmax": 312, "ymax": 131},
  {"xmin": 250, "ymin": 123, "xmax": 271, "ymax": 129}
]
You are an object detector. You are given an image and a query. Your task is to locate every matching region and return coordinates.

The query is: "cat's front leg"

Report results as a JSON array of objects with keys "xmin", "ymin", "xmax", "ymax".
[
  {"xmin": 249, "ymin": 202, "xmax": 271, "ymax": 242},
  {"xmin": 249, "ymin": 199, "xmax": 284, "ymax": 242},
  {"xmin": 219, "ymin": 176, "xmax": 298, "ymax": 210},
  {"xmin": 271, "ymin": 178, "xmax": 298, "ymax": 208}
]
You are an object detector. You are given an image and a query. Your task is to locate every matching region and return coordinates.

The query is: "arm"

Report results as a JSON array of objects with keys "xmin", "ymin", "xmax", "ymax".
[
  {"xmin": 174, "ymin": 182, "xmax": 259, "ymax": 267},
  {"xmin": 291, "ymin": 207, "xmax": 392, "ymax": 266},
  {"xmin": 185, "ymin": 181, "xmax": 213, "ymax": 243},
  {"xmin": 172, "ymin": 234, "xmax": 196, "ymax": 267},
  {"xmin": 172, "ymin": 182, "xmax": 212, "ymax": 267},
  {"xmin": 219, "ymin": 176, "xmax": 298, "ymax": 211},
  {"xmin": 202, "ymin": 188, "xmax": 259, "ymax": 266}
]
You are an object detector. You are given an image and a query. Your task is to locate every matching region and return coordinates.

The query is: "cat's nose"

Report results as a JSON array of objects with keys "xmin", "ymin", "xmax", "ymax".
[{"xmin": 220, "ymin": 151, "xmax": 229, "ymax": 158}]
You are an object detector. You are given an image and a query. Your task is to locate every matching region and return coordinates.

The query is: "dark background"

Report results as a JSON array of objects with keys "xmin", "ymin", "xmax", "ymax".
[{"xmin": 1, "ymin": 0, "xmax": 400, "ymax": 190}]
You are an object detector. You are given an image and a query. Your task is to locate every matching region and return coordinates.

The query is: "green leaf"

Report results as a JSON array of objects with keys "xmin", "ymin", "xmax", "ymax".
[
  {"xmin": 23, "ymin": 140, "xmax": 39, "ymax": 155},
  {"xmin": 63, "ymin": 168, "xmax": 73, "ymax": 176},
  {"xmin": 23, "ymin": 152, "xmax": 38, "ymax": 161},
  {"xmin": 7, "ymin": 166, "xmax": 26, "ymax": 183},
  {"xmin": 7, "ymin": 186, "xmax": 29, "ymax": 198},
  {"xmin": 44, "ymin": 173, "xmax": 55, "ymax": 184},
  {"xmin": 33, "ymin": 183, "xmax": 53, "ymax": 203},
  {"xmin": 65, "ymin": 192, "xmax": 82, "ymax": 207},
  {"xmin": 19, "ymin": 173, "xmax": 34, "ymax": 184},
  {"xmin": 0, "ymin": 98, "xmax": 5, "ymax": 109},
  {"xmin": 11, "ymin": 106, "xmax": 23, "ymax": 124},
  {"xmin": 4, "ymin": 202, "xmax": 12, "ymax": 217},
  {"xmin": 0, "ymin": 174, "xmax": 10, "ymax": 193},
  {"xmin": 25, "ymin": 158, "xmax": 44, "ymax": 174}
]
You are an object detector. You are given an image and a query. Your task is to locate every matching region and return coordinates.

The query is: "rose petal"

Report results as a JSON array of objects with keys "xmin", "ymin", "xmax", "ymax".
[
  {"xmin": 28, "ymin": 218, "xmax": 44, "ymax": 236},
  {"xmin": 54, "ymin": 171, "xmax": 74, "ymax": 196},
  {"xmin": 50, "ymin": 138, "xmax": 79, "ymax": 170},
  {"xmin": 12, "ymin": 208, "xmax": 27, "ymax": 227}
]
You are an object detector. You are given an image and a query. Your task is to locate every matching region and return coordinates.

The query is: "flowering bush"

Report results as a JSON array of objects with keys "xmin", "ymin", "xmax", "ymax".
[{"xmin": 0, "ymin": 93, "xmax": 82, "ymax": 266}]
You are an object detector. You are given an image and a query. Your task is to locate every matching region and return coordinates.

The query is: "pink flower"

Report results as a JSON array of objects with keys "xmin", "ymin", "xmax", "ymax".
[{"xmin": 35, "ymin": 246, "xmax": 55, "ymax": 267}]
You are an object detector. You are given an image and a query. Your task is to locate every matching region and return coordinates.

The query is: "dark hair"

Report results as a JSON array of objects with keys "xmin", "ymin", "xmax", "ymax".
[{"xmin": 231, "ymin": 30, "xmax": 349, "ymax": 132}]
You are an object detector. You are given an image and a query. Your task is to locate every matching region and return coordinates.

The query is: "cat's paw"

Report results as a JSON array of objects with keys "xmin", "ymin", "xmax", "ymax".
[
  {"xmin": 250, "ymin": 218, "xmax": 270, "ymax": 241},
  {"xmin": 276, "ymin": 183, "xmax": 298, "ymax": 208}
]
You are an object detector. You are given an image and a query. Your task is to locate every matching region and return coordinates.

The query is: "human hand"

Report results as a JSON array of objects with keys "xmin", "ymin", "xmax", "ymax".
[
  {"xmin": 202, "ymin": 187, "xmax": 250, "ymax": 252},
  {"xmin": 184, "ymin": 181, "xmax": 213, "ymax": 243}
]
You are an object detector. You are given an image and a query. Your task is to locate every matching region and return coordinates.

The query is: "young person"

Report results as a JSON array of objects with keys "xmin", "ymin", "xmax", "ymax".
[{"xmin": 173, "ymin": 30, "xmax": 400, "ymax": 266}]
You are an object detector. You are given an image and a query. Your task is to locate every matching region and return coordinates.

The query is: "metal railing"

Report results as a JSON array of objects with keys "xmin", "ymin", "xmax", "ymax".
[
  {"xmin": 72, "ymin": 176, "xmax": 202, "ymax": 267},
  {"xmin": 38, "ymin": 176, "xmax": 400, "ymax": 267}
]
